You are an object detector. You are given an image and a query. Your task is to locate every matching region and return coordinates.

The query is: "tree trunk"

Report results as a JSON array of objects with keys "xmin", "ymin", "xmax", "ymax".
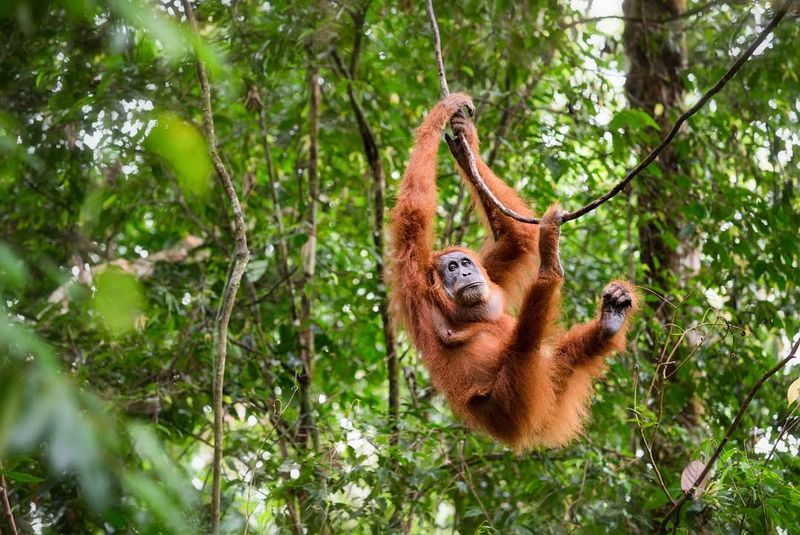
[
  {"xmin": 623, "ymin": 0, "xmax": 697, "ymax": 310},
  {"xmin": 297, "ymin": 52, "xmax": 321, "ymax": 452},
  {"xmin": 623, "ymin": 1, "xmax": 705, "ymax": 529}
]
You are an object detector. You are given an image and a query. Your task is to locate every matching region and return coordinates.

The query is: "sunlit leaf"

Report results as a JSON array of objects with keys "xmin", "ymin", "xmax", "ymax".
[
  {"xmin": 789, "ymin": 377, "xmax": 800, "ymax": 406},
  {"xmin": 146, "ymin": 111, "xmax": 212, "ymax": 199},
  {"xmin": 110, "ymin": 0, "xmax": 189, "ymax": 60},
  {"xmin": 246, "ymin": 259, "xmax": 269, "ymax": 282},
  {"xmin": 92, "ymin": 267, "xmax": 146, "ymax": 336}
]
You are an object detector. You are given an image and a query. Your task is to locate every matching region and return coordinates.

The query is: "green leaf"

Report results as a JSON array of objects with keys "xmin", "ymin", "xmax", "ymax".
[
  {"xmin": 146, "ymin": 112, "xmax": 212, "ymax": 199},
  {"xmin": 246, "ymin": 259, "xmax": 269, "ymax": 282},
  {"xmin": 609, "ymin": 109, "xmax": 660, "ymax": 131},
  {"xmin": 0, "ymin": 470, "xmax": 45, "ymax": 483},
  {"xmin": 92, "ymin": 267, "xmax": 146, "ymax": 336}
]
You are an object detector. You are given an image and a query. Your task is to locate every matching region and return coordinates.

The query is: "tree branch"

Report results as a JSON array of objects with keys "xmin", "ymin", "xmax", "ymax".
[
  {"xmin": 296, "ymin": 49, "xmax": 321, "ymax": 452},
  {"xmin": 0, "ymin": 464, "xmax": 19, "ymax": 535},
  {"xmin": 331, "ymin": 40, "xmax": 399, "ymax": 437},
  {"xmin": 657, "ymin": 334, "xmax": 800, "ymax": 532},
  {"xmin": 425, "ymin": 0, "xmax": 791, "ymax": 224},
  {"xmin": 256, "ymin": 91, "xmax": 299, "ymax": 320},
  {"xmin": 180, "ymin": 1, "xmax": 251, "ymax": 531},
  {"xmin": 631, "ymin": 368, "xmax": 674, "ymax": 504}
]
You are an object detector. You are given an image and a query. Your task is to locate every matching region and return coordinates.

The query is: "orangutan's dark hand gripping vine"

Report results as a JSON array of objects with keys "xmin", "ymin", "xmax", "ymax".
[{"xmin": 388, "ymin": 94, "xmax": 638, "ymax": 450}]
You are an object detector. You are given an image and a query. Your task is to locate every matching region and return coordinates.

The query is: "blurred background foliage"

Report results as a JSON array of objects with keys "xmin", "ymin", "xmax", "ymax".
[{"xmin": 1, "ymin": 0, "xmax": 799, "ymax": 533}]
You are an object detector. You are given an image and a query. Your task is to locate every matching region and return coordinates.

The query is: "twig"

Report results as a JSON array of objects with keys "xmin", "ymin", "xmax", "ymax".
[
  {"xmin": 296, "ymin": 49, "xmax": 321, "ymax": 452},
  {"xmin": 457, "ymin": 440, "xmax": 494, "ymax": 527},
  {"xmin": 331, "ymin": 44, "xmax": 400, "ymax": 439},
  {"xmin": 0, "ymin": 464, "xmax": 19, "ymax": 535},
  {"xmin": 256, "ymin": 95, "xmax": 299, "ymax": 319},
  {"xmin": 761, "ymin": 406, "xmax": 800, "ymax": 467},
  {"xmin": 180, "ymin": 1, "xmax": 251, "ymax": 531},
  {"xmin": 425, "ymin": 0, "xmax": 449, "ymax": 96},
  {"xmin": 657, "ymin": 334, "xmax": 800, "ymax": 532},
  {"xmin": 568, "ymin": 459, "xmax": 591, "ymax": 522},
  {"xmin": 631, "ymin": 367, "xmax": 675, "ymax": 504},
  {"xmin": 426, "ymin": 0, "xmax": 791, "ymax": 224},
  {"xmin": 242, "ymin": 380, "xmax": 300, "ymax": 535},
  {"xmin": 735, "ymin": 405, "xmax": 800, "ymax": 532},
  {"xmin": 243, "ymin": 266, "xmax": 297, "ymax": 307}
]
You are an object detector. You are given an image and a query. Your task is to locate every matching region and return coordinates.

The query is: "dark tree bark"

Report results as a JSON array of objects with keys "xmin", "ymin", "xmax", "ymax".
[{"xmin": 623, "ymin": 0, "xmax": 697, "ymax": 309}]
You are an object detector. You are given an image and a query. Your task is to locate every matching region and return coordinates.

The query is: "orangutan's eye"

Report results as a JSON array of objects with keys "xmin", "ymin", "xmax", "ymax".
[{"xmin": 448, "ymin": 261, "xmax": 458, "ymax": 272}]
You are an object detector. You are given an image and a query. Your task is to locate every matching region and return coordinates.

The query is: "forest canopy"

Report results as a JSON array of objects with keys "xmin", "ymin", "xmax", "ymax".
[{"xmin": 1, "ymin": 0, "xmax": 799, "ymax": 533}]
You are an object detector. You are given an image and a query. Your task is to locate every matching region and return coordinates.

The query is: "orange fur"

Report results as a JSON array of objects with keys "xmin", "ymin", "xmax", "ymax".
[{"xmin": 387, "ymin": 94, "xmax": 638, "ymax": 451}]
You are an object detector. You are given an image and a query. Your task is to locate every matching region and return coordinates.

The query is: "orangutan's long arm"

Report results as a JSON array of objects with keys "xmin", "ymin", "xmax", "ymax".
[
  {"xmin": 387, "ymin": 93, "xmax": 474, "ymax": 341},
  {"xmin": 507, "ymin": 206, "xmax": 564, "ymax": 355}
]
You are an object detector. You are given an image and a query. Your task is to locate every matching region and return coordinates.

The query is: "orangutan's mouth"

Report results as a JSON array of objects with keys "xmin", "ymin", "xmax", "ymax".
[{"xmin": 461, "ymin": 282, "xmax": 483, "ymax": 291}]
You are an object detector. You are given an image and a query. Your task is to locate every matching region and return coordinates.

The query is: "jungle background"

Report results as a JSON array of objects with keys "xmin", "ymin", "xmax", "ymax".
[{"xmin": 1, "ymin": 0, "xmax": 800, "ymax": 533}]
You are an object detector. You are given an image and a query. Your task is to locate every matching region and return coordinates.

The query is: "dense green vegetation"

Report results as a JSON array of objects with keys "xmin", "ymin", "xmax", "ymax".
[{"xmin": 1, "ymin": 0, "xmax": 799, "ymax": 533}]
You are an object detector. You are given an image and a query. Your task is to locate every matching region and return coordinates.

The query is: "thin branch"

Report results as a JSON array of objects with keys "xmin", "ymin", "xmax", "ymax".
[
  {"xmin": 425, "ymin": 0, "xmax": 449, "ymax": 96},
  {"xmin": 331, "ymin": 16, "xmax": 399, "ymax": 437},
  {"xmin": 568, "ymin": 459, "xmax": 591, "ymax": 523},
  {"xmin": 425, "ymin": 0, "xmax": 526, "ymax": 228},
  {"xmin": 657, "ymin": 334, "xmax": 800, "ymax": 532},
  {"xmin": 297, "ymin": 49, "xmax": 321, "ymax": 452},
  {"xmin": 631, "ymin": 368, "xmax": 675, "ymax": 504},
  {"xmin": 563, "ymin": 1, "xmax": 790, "ymax": 223},
  {"xmin": 332, "ymin": 15, "xmax": 405, "ymax": 519},
  {"xmin": 243, "ymin": 266, "xmax": 298, "ymax": 307},
  {"xmin": 257, "ymin": 94, "xmax": 300, "ymax": 321},
  {"xmin": 0, "ymin": 464, "xmax": 19, "ymax": 535},
  {"xmin": 761, "ymin": 406, "xmax": 799, "ymax": 467},
  {"xmin": 180, "ymin": 1, "xmax": 251, "ymax": 531},
  {"xmin": 426, "ymin": 0, "xmax": 791, "ymax": 224}
]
